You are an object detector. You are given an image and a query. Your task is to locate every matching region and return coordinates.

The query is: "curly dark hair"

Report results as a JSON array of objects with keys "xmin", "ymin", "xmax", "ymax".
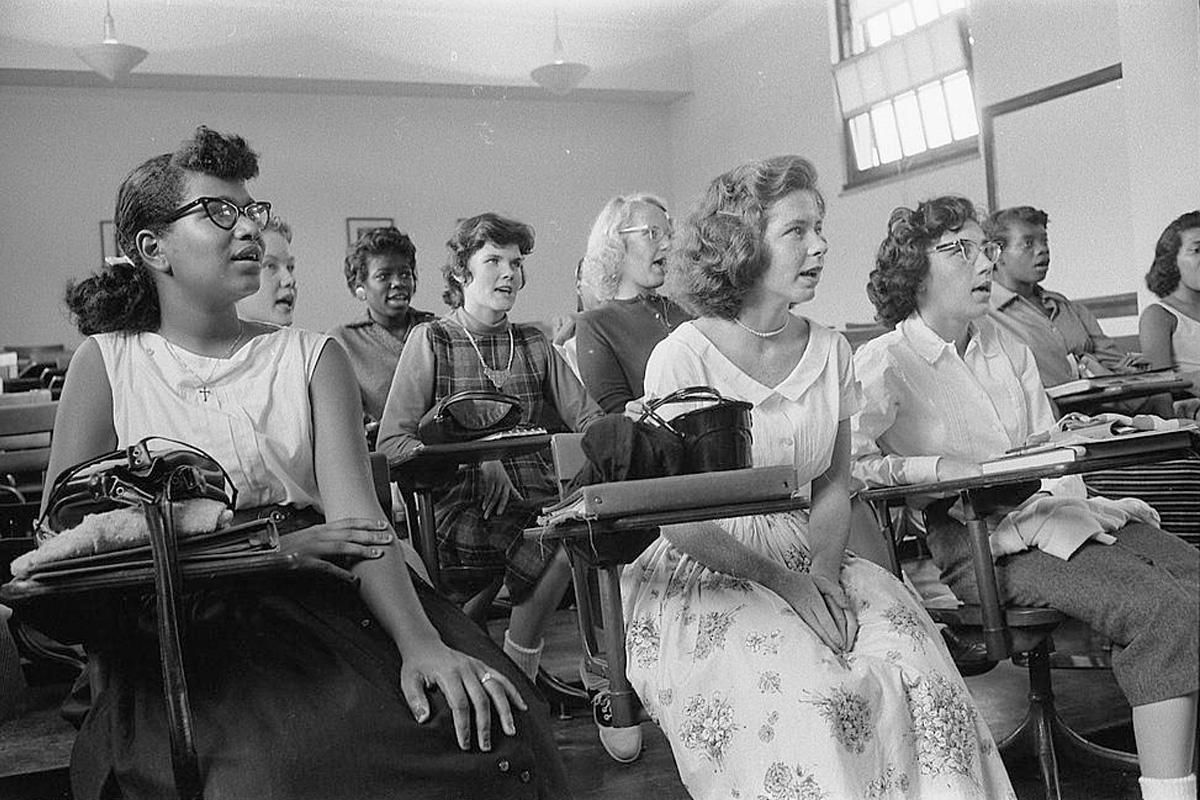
[
  {"xmin": 1145, "ymin": 210, "xmax": 1200, "ymax": 298},
  {"xmin": 666, "ymin": 155, "xmax": 823, "ymax": 319},
  {"xmin": 867, "ymin": 195, "xmax": 978, "ymax": 327},
  {"xmin": 441, "ymin": 213, "xmax": 535, "ymax": 308},
  {"xmin": 982, "ymin": 205, "xmax": 1048, "ymax": 245},
  {"xmin": 343, "ymin": 227, "xmax": 417, "ymax": 294},
  {"xmin": 65, "ymin": 126, "xmax": 260, "ymax": 335}
]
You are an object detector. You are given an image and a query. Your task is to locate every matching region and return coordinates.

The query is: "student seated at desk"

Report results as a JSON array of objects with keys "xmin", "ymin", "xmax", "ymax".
[
  {"xmin": 621, "ymin": 157, "xmax": 1013, "ymax": 800},
  {"xmin": 377, "ymin": 213, "xmax": 603, "ymax": 687},
  {"xmin": 330, "ymin": 227, "xmax": 436, "ymax": 424},
  {"xmin": 50, "ymin": 127, "xmax": 568, "ymax": 800},
  {"xmin": 983, "ymin": 205, "xmax": 1173, "ymax": 418},
  {"xmin": 576, "ymin": 194, "xmax": 692, "ymax": 413},
  {"xmin": 1141, "ymin": 210, "xmax": 1200, "ymax": 414},
  {"xmin": 851, "ymin": 195, "xmax": 1198, "ymax": 800}
]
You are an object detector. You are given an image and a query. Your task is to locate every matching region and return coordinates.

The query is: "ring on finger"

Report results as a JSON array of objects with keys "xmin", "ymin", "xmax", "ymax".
[{"xmin": 480, "ymin": 671, "xmax": 494, "ymax": 685}]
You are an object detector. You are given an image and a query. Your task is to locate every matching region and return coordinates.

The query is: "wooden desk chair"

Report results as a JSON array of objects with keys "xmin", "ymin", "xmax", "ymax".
[
  {"xmin": 0, "ymin": 401, "xmax": 56, "ymax": 507},
  {"xmin": 864, "ymin": 494, "xmax": 1137, "ymax": 800}
]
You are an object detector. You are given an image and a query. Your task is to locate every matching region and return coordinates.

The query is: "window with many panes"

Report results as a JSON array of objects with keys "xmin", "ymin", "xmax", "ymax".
[{"xmin": 831, "ymin": 0, "xmax": 980, "ymax": 188}]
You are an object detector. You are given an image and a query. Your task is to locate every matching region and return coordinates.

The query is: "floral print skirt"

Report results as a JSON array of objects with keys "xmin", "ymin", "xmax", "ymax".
[{"xmin": 621, "ymin": 511, "xmax": 1015, "ymax": 800}]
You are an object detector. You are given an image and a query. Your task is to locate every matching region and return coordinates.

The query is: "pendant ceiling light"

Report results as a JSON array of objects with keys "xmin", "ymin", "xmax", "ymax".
[
  {"xmin": 75, "ymin": 0, "xmax": 148, "ymax": 82},
  {"xmin": 529, "ymin": 11, "xmax": 589, "ymax": 96}
]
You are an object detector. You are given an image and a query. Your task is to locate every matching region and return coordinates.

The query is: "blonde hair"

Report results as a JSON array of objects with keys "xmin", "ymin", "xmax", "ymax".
[{"xmin": 580, "ymin": 193, "xmax": 668, "ymax": 302}]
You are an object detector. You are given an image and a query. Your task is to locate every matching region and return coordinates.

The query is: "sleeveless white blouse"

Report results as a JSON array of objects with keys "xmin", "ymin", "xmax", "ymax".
[
  {"xmin": 1147, "ymin": 300, "xmax": 1200, "ymax": 372},
  {"xmin": 93, "ymin": 327, "xmax": 330, "ymax": 511}
]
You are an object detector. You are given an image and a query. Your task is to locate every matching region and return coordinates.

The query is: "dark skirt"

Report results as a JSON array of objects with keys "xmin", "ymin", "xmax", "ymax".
[{"xmin": 70, "ymin": 565, "xmax": 570, "ymax": 799}]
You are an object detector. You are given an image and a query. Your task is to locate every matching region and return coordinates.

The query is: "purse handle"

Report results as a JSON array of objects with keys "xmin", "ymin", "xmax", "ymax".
[
  {"xmin": 431, "ymin": 389, "xmax": 523, "ymax": 420},
  {"xmin": 40, "ymin": 436, "xmax": 237, "ymax": 531},
  {"xmin": 637, "ymin": 386, "xmax": 726, "ymax": 437}
]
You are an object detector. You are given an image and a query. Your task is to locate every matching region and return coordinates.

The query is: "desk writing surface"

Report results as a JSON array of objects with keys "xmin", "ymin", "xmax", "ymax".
[
  {"xmin": 389, "ymin": 432, "xmax": 551, "ymax": 481},
  {"xmin": 857, "ymin": 429, "xmax": 1198, "ymax": 504},
  {"xmin": 526, "ymin": 495, "xmax": 810, "ymax": 544},
  {"xmin": 1054, "ymin": 377, "xmax": 1190, "ymax": 411}
]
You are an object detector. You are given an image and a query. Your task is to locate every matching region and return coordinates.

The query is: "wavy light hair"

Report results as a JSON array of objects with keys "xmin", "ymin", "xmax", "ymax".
[
  {"xmin": 580, "ymin": 193, "xmax": 669, "ymax": 302},
  {"xmin": 666, "ymin": 156, "xmax": 823, "ymax": 319}
]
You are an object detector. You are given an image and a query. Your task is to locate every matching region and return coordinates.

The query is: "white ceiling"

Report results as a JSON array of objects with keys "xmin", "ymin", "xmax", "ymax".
[{"xmin": 1, "ymin": 0, "xmax": 731, "ymax": 98}]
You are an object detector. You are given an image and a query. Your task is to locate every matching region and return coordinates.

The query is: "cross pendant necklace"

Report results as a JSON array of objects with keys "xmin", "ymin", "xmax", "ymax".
[
  {"xmin": 160, "ymin": 321, "xmax": 245, "ymax": 402},
  {"xmin": 459, "ymin": 321, "xmax": 515, "ymax": 390}
]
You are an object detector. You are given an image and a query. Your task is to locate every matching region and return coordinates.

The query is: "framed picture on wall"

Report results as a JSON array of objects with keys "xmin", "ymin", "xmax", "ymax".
[
  {"xmin": 346, "ymin": 217, "xmax": 395, "ymax": 248},
  {"xmin": 99, "ymin": 220, "xmax": 123, "ymax": 265}
]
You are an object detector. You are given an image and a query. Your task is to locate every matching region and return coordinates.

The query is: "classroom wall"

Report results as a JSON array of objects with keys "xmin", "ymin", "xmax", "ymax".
[
  {"xmin": 667, "ymin": 0, "xmax": 1194, "ymax": 330},
  {"xmin": 0, "ymin": 87, "xmax": 672, "ymax": 347},
  {"xmin": 668, "ymin": 0, "xmax": 985, "ymax": 330},
  {"xmin": 2, "ymin": 0, "xmax": 1193, "ymax": 349}
]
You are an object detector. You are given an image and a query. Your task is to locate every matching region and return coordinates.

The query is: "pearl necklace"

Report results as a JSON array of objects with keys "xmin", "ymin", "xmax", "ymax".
[
  {"xmin": 458, "ymin": 320, "xmax": 515, "ymax": 390},
  {"xmin": 160, "ymin": 320, "xmax": 245, "ymax": 402},
  {"xmin": 734, "ymin": 315, "xmax": 790, "ymax": 338}
]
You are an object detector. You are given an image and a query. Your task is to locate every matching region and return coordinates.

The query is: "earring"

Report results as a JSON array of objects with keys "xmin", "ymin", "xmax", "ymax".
[{"xmin": 355, "ymin": 287, "xmax": 366, "ymax": 300}]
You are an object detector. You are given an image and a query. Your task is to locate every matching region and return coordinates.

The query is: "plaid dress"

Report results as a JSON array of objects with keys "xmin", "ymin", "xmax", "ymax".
[{"xmin": 426, "ymin": 318, "xmax": 562, "ymax": 601}]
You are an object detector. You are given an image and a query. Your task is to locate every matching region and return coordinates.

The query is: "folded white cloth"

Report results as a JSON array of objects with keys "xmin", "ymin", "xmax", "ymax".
[
  {"xmin": 11, "ymin": 499, "xmax": 232, "ymax": 579},
  {"xmin": 989, "ymin": 495, "xmax": 1160, "ymax": 560}
]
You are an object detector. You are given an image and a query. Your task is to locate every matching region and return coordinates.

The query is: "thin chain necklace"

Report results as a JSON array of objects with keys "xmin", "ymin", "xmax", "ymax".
[
  {"xmin": 734, "ymin": 315, "xmax": 789, "ymax": 338},
  {"xmin": 160, "ymin": 320, "xmax": 245, "ymax": 402},
  {"xmin": 640, "ymin": 294, "xmax": 672, "ymax": 334},
  {"xmin": 458, "ymin": 320, "xmax": 515, "ymax": 390}
]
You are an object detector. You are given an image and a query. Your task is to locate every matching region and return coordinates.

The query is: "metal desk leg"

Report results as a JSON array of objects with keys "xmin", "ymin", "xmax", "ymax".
[
  {"xmin": 960, "ymin": 491, "xmax": 1010, "ymax": 661},
  {"xmin": 598, "ymin": 564, "xmax": 639, "ymax": 728},
  {"xmin": 412, "ymin": 490, "xmax": 440, "ymax": 589}
]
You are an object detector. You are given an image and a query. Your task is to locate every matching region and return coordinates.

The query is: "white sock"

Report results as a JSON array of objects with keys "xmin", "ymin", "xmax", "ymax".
[
  {"xmin": 503, "ymin": 630, "xmax": 543, "ymax": 681},
  {"xmin": 1139, "ymin": 774, "xmax": 1197, "ymax": 800}
]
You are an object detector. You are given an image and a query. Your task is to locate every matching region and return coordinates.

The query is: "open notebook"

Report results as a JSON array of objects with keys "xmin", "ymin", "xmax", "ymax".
[{"xmin": 538, "ymin": 465, "xmax": 799, "ymax": 526}]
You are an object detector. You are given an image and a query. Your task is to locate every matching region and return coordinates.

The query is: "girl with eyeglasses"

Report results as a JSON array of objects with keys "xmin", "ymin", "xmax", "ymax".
[
  {"xmin": 576, "ymin": 194, "xmax": 692, "ymax": 415},
  {"xmin": 852, "ymin": 196, "xmax": 1198, "ymax": 800},
  {"xmin": 49, "ymin": 127, "xmax": 570, "ymax": 799}
]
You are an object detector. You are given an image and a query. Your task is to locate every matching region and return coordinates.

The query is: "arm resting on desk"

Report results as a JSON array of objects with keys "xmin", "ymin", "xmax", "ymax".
[{"xmin": 376, "ymin": 326, "xmax": 437, "ymax": 466}]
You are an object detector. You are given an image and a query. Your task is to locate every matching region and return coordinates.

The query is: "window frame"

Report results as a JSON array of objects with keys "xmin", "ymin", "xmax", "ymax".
[{"xmin": 831, "ymin": 0, "xmax": 981, "ymax": 191}]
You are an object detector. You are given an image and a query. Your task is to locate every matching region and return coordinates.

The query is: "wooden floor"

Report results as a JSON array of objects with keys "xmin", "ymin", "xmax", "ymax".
[{"xmin": 1, "ymin": 609, "xmax": 1145, "ymax": 800}]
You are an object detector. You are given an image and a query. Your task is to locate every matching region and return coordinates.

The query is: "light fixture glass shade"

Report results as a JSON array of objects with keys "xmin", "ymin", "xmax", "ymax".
[
  {"xmin": 530, "ymin": 11, "xmax": 588, "ymax": 96},
  {"xmin": 530, "ymin": 60, "xmax": 590, "ymax": 96},
  {"xmin": 76, "ymin": 1, "xmax": 148, "ymax": 82},
  {"xmin": 76, "ymin": 41, "xmax": 148, "ymax": 82}
]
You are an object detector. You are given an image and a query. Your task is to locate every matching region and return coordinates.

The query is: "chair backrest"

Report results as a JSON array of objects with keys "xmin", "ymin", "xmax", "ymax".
[
  {"xmin": 1077, "ymin": 291, "xmax": 1140, "ymax": 353},
  {"xmin": 550, "ymin": 433, "xmax": 587, "ymax": 499},
  {"xmin": 841, "ymin": 322, "xmax": 889, "ymax": 352},
  {"xmin": 0, "ymin": 401, "xmax": 57, "ymax": 480}
]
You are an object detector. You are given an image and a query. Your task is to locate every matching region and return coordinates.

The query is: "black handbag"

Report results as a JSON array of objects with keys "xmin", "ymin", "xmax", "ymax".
[
  {"xmin": 417, "ymin": 389, "xmax": 523, "ymax": 445},
  {"xmin": 27, "ymin": 438, "xmax": 241, "ymax": 800},
  {"xmin": 638, "ymin": 386, "xmax": 754, "ymax": 473},
  {"xmin": 39, "ymin": 436, "xmax": 236, "ymax": 537}
]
